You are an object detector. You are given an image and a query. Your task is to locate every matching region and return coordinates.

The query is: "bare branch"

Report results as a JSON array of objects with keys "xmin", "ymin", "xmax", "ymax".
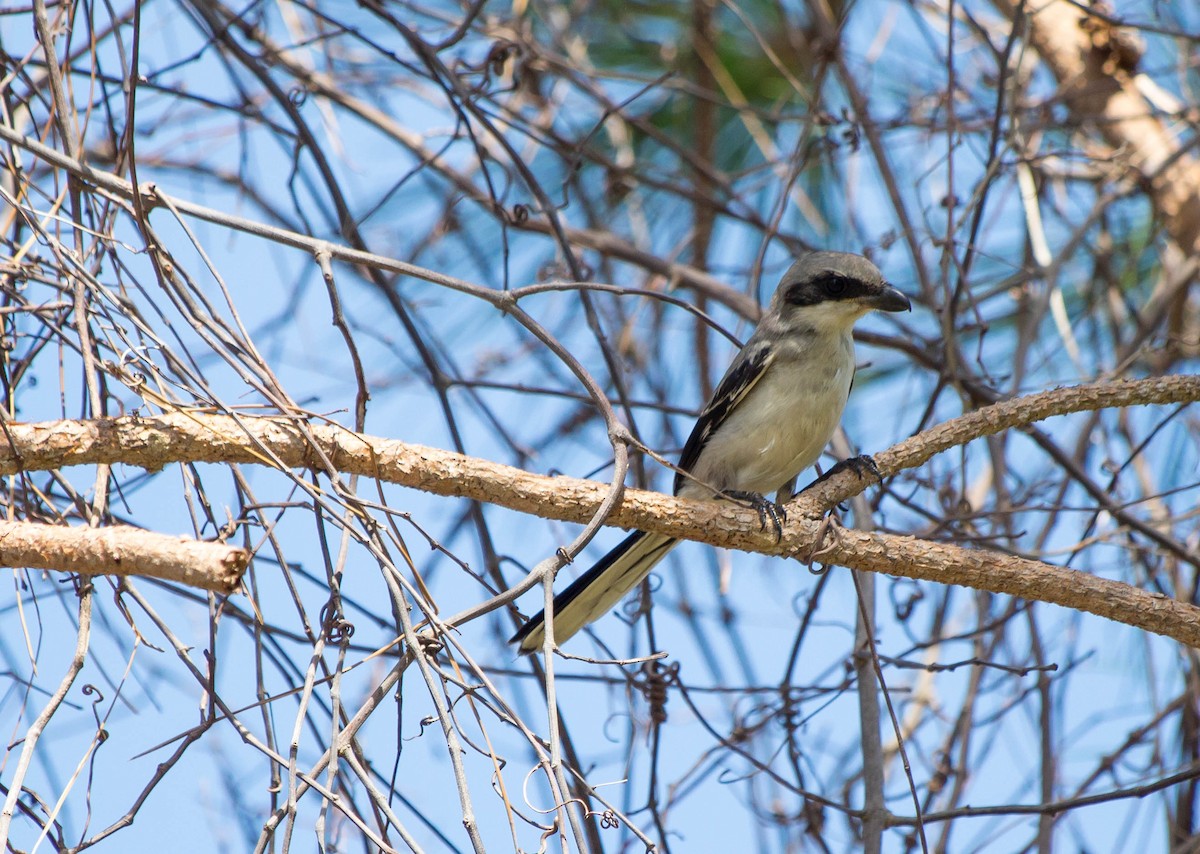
[
  {"xmin": 1, "ymin": 369, "xmax": 1197, "ymax": 646},
  {"xmin": 0, "ymin": 520, "xmax": 247, "ymax": 593}
]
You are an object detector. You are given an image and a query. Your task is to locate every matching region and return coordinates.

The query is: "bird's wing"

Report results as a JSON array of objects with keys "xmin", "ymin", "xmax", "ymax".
[{"xmin": 672, "ymin": 342, "xmax": 775, "ymax": 494}]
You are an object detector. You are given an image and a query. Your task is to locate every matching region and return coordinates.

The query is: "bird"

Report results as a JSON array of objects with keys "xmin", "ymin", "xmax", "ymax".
[{"xmin": 511, "ymin": 251, "xmax": 911, "ymax": 654}]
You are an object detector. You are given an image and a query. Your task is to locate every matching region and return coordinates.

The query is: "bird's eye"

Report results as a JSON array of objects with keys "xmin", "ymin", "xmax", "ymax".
[{"xmin": 823, "ymin": 276, "xmax": 849, "ymax": 297}]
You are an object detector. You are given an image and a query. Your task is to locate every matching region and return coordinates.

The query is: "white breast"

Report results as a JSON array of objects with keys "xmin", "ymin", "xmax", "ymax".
[{"xmin": 683, "ymin": 333, "xmax": 855, "ymax": 497}]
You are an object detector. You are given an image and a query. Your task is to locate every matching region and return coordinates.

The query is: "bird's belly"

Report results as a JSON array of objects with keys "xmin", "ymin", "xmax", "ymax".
[{"xmin": 687, "ymin": 364, "xmax": 851, "ymax": 496}]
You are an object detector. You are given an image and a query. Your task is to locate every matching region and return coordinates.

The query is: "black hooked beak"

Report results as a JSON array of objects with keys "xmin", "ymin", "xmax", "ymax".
[{"xmin": 867, "ymin": 283, "xmax": 911, "ymax": 313}]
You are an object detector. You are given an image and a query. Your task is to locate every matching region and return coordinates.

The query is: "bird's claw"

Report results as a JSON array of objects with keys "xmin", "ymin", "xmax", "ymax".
[
  {"xmin": 804, "ymin": 454, "xmax": 881, "ymax": 492},
  {"xmin": 827, "ymin": 454, "xmax": 881, "ymax": 482},
  {"xmin": 722, "ymin": 490, "xmax": 786, "ymax": 541}
]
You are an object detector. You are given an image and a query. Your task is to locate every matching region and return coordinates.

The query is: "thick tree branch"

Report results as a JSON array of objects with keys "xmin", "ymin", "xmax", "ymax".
[
  {"xmin": 2, "ymin": 371, "xmax": 1198, "ymax": 644},
  {"xmin": 0, "ymin": 520, "xmax": 247, "ymax": 593}
]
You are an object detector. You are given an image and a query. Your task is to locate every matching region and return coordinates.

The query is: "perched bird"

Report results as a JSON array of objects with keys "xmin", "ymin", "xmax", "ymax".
[{"xmin": 512, "ymin": 251, "xmax": 910, "ymax": 654}]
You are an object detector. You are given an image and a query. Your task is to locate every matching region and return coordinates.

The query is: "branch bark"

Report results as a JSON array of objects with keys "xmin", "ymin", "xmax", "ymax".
[
  {"xmin": 1, "ymin": 371, "xmax": 1197, "ymax": 644},
  {"xmin": 0, "ymin": 520, "xmax": 247, "ymax": 593}
]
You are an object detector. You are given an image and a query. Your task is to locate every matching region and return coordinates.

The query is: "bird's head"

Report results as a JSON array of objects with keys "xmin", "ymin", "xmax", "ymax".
[{"xmin": 767, "ymin": 251, "xmax": 911, "ymax": 334}]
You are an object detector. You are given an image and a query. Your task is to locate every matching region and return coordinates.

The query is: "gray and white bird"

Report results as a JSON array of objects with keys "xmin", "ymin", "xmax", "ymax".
[{"xmin": 512, "ymin": 251, "xmax": 910, "ymax": 654}]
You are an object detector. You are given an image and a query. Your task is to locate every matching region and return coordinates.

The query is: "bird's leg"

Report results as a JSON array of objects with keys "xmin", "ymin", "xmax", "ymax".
[
  {"xmin": 721, "ymin": 490, "xmax": 786, "ymax": 541},
  {"xmin": 774, "ymin": 476, "xmax": 798, "ymax": 505}
]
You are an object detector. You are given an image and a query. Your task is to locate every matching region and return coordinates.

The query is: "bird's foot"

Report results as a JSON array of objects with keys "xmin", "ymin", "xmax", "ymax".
[
  {"xmin": 722, "ymin": 490, "xmax": 786, "ymax": 541},
  {"xmin": 803, "ymin": 454, "xmax": 881, "ymax": 492},
  {"xmin": 798, "ymin": 455, "xmax": 882, "ymax": 511},
  {"xmin": 825, "ymin": 454, "xmax": 881, "ymax": 483}
]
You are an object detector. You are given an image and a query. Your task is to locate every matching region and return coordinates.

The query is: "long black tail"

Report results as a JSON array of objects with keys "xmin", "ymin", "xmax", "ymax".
[{"xmin": 511, "ymin": 530, "xmax": 677, "ymax": 654}]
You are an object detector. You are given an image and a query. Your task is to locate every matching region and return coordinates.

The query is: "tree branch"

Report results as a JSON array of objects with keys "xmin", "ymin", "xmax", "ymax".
[
  {"xmin": 803, "ymin": 374, "xmax": 1200, "ymax": 508},
  {"xmin": 2, "ymin": 370, "xmax": 1198, "ymax": 644},
  {"xmin": 0, "ymin": 520, "xmax": 247, "ymax": 593}
]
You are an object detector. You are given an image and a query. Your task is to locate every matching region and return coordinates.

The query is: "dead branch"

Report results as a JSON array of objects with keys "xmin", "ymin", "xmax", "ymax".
[{"xmin": 0, "ymin": 519, "xmax": 247, "ymax": 593}]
